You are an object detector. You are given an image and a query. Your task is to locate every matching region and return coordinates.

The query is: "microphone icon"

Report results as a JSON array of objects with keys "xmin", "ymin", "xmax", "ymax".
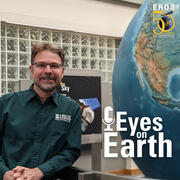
[{"xmin": 103, "ymin": 106, "xmax": 115, "ymax": 131}]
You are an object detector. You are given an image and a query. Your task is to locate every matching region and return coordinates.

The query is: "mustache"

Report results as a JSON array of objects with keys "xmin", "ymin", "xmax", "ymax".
[{"xmin": 40, "ymin": 75, "xmax": 56, "ymax": 80}]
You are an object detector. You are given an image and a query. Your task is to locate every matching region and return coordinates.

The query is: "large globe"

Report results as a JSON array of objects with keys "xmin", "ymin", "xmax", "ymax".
[{"xmin": 112, "ymin": 0, "xmax": 180, "ymax": 179}]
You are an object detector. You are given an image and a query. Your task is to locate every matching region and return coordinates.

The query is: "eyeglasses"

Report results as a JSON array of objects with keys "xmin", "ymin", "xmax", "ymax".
[{"xmin": 32, "ymin": 62, "xmax": 63, "ymax": 70}]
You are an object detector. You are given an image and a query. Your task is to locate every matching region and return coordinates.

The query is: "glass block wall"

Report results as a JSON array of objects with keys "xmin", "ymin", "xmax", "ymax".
[{"xmin": 0, "ymin": 21, "xmax": 121, "ymax": 95}]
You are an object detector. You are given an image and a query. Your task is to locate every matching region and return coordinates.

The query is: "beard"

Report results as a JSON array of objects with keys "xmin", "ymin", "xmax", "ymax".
[{"xmin": 34, "ymin": 75, "xmax": 59, "ymax": 93}]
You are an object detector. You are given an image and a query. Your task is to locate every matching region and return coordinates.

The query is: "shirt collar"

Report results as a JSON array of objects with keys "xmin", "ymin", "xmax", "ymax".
[
  {"xmin": 26, "ymin": 84, "xmax": 59, "ymax": 106},
  {"xmin": 52, "ymin": 91, "xmax": 60, "ymax": 106},
  {"xmin": 26, "ymin": 84, "xmax": 37, "ymax": 102}
]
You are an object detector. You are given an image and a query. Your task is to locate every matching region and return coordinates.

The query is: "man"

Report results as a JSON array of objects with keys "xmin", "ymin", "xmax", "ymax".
[{"xmin": 0, "ymin": 43, "xmax": 81, "ymax": 180}]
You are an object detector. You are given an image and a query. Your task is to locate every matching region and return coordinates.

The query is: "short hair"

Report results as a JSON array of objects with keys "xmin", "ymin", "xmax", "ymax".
[{"xmin": 31, "ymin": 42, "xmax": 65, "ymax": 65}]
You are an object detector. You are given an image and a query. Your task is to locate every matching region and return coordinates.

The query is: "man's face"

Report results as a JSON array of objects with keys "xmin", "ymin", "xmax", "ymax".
[{"xmin": 30, "ymin": 50, "xmax": 65, "ymax": 93}]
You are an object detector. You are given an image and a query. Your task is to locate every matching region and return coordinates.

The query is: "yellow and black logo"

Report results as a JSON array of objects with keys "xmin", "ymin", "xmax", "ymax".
[{"xmin": 153, "ymin": 10, "xmax": 175, "ymax": 35}]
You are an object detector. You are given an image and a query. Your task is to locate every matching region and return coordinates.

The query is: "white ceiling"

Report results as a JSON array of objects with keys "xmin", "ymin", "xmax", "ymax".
[{"xmin": 120, "ymin": 0, "xmax": 145, "ymax": 5}]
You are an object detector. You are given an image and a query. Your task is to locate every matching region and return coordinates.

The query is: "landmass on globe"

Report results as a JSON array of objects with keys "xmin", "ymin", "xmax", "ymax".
[{"xmin": 134, "ymin": 0, "xmax": 180, "ymax": 109}]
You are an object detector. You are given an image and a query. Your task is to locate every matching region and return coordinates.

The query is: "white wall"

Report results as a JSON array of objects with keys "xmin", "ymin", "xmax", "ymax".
[{"xmin": 0, "ymin": 0, "xmax": 139, "ymax": 37}]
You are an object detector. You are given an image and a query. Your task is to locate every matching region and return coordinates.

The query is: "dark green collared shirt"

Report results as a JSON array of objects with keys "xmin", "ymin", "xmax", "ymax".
[{"xmin": 0, "ymin": 85, "xmax": 81, "ymax": 179}]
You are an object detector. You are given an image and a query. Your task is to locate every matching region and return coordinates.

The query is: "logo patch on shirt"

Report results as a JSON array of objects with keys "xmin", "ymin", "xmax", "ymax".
[{"xmin": 55, "ymin": 113, "xmax": 71, "ymax": 122}]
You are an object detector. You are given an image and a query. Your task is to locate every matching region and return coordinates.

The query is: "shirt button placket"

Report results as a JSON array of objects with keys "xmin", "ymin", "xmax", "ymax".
[{"xmin": 30, "ymin": 107, "xmax": 44, "ymax": 167}]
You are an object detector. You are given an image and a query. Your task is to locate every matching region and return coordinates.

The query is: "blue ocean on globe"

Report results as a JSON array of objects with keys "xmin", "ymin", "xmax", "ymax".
[{"xmin": 113, "ymin": 0, "xmax": 180, "ymax": 179}]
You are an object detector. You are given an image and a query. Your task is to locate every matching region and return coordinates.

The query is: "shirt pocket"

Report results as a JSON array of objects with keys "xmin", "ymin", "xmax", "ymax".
[
  {"xmin": 50, "ymin": 120, "xmax": 70, "ymax": 136},
  {"xmin": 49, "ymin": 120, "xmax": 70, "ymax": 148}
]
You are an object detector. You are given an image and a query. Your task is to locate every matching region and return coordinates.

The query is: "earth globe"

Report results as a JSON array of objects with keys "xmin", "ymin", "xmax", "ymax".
[{"xmin": 112, "ymin": 0, "xmax": 180, "ymax": 179}]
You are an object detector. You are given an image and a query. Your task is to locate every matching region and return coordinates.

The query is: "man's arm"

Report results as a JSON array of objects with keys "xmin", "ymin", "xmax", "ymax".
[
  {"xmin": 38, "ymin": 104, "xmax": 82, "ymax": 178},
  {"xmin": 0, "ymin": 96, "xmax": 10, "ymax": 179},
  {"xmin": 0, "ymin": 156, "xmax": 10, "ymax": 179}
]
